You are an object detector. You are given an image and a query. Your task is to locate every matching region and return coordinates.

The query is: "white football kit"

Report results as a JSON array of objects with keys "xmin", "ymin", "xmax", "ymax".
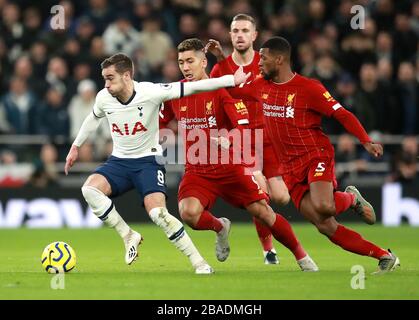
[{"xmin": 73, "ymin": 76, "xmax": 235, "ymax": 158}]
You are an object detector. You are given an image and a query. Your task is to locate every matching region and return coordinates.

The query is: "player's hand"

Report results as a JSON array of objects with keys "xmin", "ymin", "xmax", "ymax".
[
  {"xmin": 363, "ymin": 142, "xmax": 383, "ymax": 158},
  {"xmin": 205, "ymin": 39, "xmax": 226, "ymax": 61},
  {"xmin": 233, "ymin": 66, "xmax": 251, "ymax": 86},
  {"xmin": 64, "ymin": 144, "xmax": 79, "ymax": 175},
  {"xmin": 210, "ymin": 136, "xmax": 231, "ymax": 150}
]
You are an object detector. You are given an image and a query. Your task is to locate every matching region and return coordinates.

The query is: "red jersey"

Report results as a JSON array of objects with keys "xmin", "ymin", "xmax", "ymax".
[
  {"xmin": 160, "ymin": 81, "xmax": 249, "ymax": 174},
  {"xmin": 236, "ymin": 73, "xmax": 343, "ymax": 173},
  {"xmin": 210, "ymin": 52, "xmax": 264, "ymax": 130}
]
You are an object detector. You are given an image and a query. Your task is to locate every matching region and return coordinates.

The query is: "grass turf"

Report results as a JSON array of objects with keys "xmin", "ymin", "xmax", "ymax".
[{"xmin": 0, "ymin": 223, "xmax": 418, "ymax": 300}]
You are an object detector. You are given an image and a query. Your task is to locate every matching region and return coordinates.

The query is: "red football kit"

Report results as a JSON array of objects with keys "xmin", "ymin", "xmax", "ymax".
[
  {"xmin": 210, "ymin": 52, "xmax": 282, "ymax": 178},
  {"xmin": 160, "ymin": 81, "xmax": 268, "ymax": 209},
  {"xmin": 233, "ymin": 73, "xmax": 371, "ymax": 209}
]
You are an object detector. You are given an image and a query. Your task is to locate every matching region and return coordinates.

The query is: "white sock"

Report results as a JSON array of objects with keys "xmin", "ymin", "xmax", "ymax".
[
  {"xmin": 81, "ymin": 186, "xmax": 130, "ymax": 238},
  {"xmin": 149, "ymin": 207, "xmax": 204, "ymax": 267}
]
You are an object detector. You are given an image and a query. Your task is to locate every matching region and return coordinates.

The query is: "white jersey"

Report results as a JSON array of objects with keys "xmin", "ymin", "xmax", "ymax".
[{"xmin": 93, "ymin": 81, "xmax": 184, "ymax": 158}]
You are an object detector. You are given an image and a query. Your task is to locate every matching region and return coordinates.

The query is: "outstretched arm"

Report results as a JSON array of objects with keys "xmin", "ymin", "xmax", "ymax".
[
  {"xmin": 65, "ymin": 113, "xmax": 102, "ymax": 175},
  {"xmin": 333, "ymin": 108, "xmax": 383, "ymax": 158},
  {"xmin": 159, "ymin": 67, "xmax": 251, "ymax": 102}
]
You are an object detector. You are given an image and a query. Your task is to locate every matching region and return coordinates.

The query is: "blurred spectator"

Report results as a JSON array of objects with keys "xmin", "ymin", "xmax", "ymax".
[
  {"xmin": 393, "ymin": 12, "xmax": 418, "ymax": 65},
  {"xmin": 0, "ymin": 2, "xmax": 24, "ymax": 60},
  {"xmin": 296, "ymin": 42, "xmax": 315, "ymax": 77},
  {"xmin": 395, "ymin": 61, "xmax": 419, "ymax": 134},
  {"xmin": 28, "ymin": 143, "xmax": 59, "ymax": 188},
  {"xmin": 29, "ymin": 41, "xmax": 48, "ymax": 79},
  {"xmin": 75, "ymin": 16, "xmax": 96, "ymax": 53},
  {"xmin": 103, "ymin": 13, "xmax": 140, "ymax": 56},
  {"xmin": 355, "ymin": 63, "xmax": 396, "ymax": 133},
  {"xmin": 84, "ymin": 0, "xmax": 115, "ymax": 36},
  {"xmin": 178, "ymin": 13, "xmax": 200, "ymax": 41},
  {"xmin": 0, "ymin": 76, "xmax": 38, "ymax": 134},
  {"xmin": 21, "ymin": 7, "xmax": 42, "ymax": 50},
  {"xmin": 68, "ymin": 79, "xmax": 110, "ymax": 144},
  {"xmin": 308, "ymin": 54, "xmax": 340, "ymax": 93},
  {"xmin": 137, "ymin": 15, "xmax": 173, "ymax": 73},
  {"xmin": 36, "ymin": 86, "xmax": 69, "ymax": 138},
  {"xmin": 45, "ymin": 56, "xmax": 76, "ymax": 103},
  {"xmin": 375, "ymin": 31, "xmax": 394, "ymax": 63},
  {"xmin": 388, "ymin": 136, "xmax": 419, "ymax": 187}
]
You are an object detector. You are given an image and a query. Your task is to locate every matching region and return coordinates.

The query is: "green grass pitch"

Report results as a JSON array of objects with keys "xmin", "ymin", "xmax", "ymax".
[{"xmin": 0, "ymin": 223, "xmax": 418, "ymax": 300}]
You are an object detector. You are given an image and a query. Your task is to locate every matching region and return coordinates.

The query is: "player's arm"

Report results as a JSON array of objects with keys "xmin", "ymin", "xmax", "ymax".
[
  {"xmin": 65, "ymin": 96, "xmax": 104, "ymax": 175},
  {"xmin": 310, "ymin": 82, "xmax": 383, "ymax": 158},
  {"xmin": 205, "ymin": 39, "xmax": 226, "ymax": 62},
  {"xmin": 155, "ymin": 67, "xmax": 251, "ymax": 103},
  {"xmin": 211, "ymin": 90, "xmax": 250, "ymax": 149}
]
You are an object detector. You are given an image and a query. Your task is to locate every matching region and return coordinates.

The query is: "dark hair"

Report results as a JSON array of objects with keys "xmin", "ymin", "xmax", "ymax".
[
  {"xmin": 231, "ymin": 14, "xmax": 256, "ymax": 27},
  {"xmin": 100, "ymin": 53, "xmax": 134, "ymax": 77},
  {"xmin": 177, "ymin": 38, "xmax": 205, "ymax": 52},
  {"xmin": 261, "ymin": 36, "xmax": 291, "ymax": 60}
]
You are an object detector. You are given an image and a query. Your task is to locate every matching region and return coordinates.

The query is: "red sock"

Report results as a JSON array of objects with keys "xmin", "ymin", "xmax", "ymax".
[
  {"xmin": 334, "ymin": 191, "xmax": 354, "ymax": 215},
  {"xmin": 194, "ymin": 210, "xmax": 223, "ymax": 232},
  {"xmin": 329, "ymin": 224, "xmax": 388, "ymax": 259},
  {"xmin": 269, "ymin": 214, "xmax": 307, "ymax": 260},
  {"xmin": 253, "ymin": 217, "xmax": 273, "ymax": 251}
]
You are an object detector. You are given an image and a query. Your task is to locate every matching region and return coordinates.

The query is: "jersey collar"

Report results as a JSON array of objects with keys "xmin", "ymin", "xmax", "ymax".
[{"xmin": 117, "ymin": 90, "xmax": 136, "ymax": 105}]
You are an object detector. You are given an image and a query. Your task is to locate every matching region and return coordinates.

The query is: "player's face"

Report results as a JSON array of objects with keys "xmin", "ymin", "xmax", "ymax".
[
  {"xmin": 259, "ymin": 48, "xmax": 279, "ymax": 80},
  {"xmin": 102, "ymin": 65, "xmax": 126, "ymax": 97},
  {"xmin": 230, "ymin": 20, "xmax": 257, "ymax": 53},
  {"xmin": 178, "ymin": 50, "xmax": 207, "ymax": 81}
]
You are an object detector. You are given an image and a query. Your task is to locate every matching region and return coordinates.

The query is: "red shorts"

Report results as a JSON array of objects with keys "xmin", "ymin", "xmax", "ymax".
[
  {"xmin": 178, "ymin": 165, "xmax": 268, "ymax": 210},
  {"xmin": 244, "ymin": 141, "xmax": 283, "ymax": 179},
  {"xmin": 282, "ymin": 157, "xmax": 338, "ymax": 210}
]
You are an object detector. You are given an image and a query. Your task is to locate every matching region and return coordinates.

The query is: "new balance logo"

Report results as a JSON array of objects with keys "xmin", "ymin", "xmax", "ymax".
[
  {"xmin": 208, "ymin": 116, "xmax": 217, "ymax": 128},
  {"xmin": 286, "ymin": 106, "xmax": 294, "ymax": 118}
]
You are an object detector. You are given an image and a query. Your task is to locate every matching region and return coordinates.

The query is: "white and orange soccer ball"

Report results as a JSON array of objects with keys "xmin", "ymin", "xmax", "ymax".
[{"xmin": 41, "ymin": 241, "xmax": 76, "ymax": 273}]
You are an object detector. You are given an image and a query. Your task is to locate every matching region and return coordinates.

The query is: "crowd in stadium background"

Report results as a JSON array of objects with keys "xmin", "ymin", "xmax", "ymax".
[{"xmin": 0, "ymin": 0, "xmax": 417, "ymax": 189}]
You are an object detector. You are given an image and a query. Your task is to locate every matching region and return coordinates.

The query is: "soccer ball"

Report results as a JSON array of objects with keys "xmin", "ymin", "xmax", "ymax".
[{"xmin": 41, "ymin": 241, "xmax": 76, "ymax": 273}]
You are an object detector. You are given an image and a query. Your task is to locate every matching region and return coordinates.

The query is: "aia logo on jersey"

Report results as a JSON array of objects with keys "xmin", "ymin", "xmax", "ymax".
[{"xmin": 112, "ymin": 122, "xmax": 148, "ymax": 136}]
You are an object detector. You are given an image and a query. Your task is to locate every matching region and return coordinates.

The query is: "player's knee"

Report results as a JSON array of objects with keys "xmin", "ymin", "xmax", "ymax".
[
  {"xmin": 179, "ymin": 206, "xmax": 201, "ymax": 227},
  {"xmin": 247, "ymin": 201, "xmax": 273, "ymax": 224},
  {"xmin": 312, "ymin": 200, "xmax": 335, "ymax": 217},
  {"xmin": 271, "ymin": 191, "xmax": 290, "ymax": 206},
  {"xmin": 81, "ymin": 185, "xmax": 111, "ymax": 213},
  {"xmin": 81, "ymin": 185, "xmax": 98, "ymax": 203}
]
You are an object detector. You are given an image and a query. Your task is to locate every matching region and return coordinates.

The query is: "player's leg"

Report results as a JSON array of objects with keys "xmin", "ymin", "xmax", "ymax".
[
  {"xmin": 144, "ymin": 192, "xmax": 213, "ymax": 274},
  {"xmin": 245, "ymin": 199, "xmax": 318, "ymax": 271},
  {"xmin": 178, "ymin": 175, "xmax": 230, "ymax": 262},
  {"xmin": 266, "ymin": 176, "xmax": 290, "ymax": 206},
  {"xmin": 81, "ymin": 172, "xmax": 141, "ymax": 265},
  {"xmin": 252, "ymin": 171, "xmax": 278, "ymax": 264},
  {"xmin": 221, "ymin": 167, "xmax": 317, "ymax": 270},
  {"xmin": 299, "ymin": 181, "xmax": 399, "ymax": 273}
]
